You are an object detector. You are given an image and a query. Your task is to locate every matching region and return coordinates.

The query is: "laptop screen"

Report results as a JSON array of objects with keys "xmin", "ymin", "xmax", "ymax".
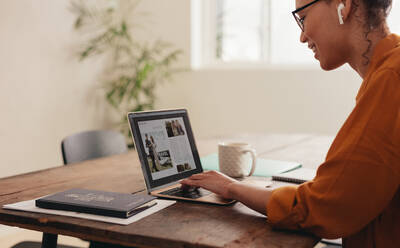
[{"xmin": 128, "ymin": 109, "xmax": 203, "ymax": 190}]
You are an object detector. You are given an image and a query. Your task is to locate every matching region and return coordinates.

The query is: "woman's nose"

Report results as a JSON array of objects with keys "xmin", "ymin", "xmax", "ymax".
[{"xmin": 300, "ymin": 31, "xmax": 307, "ymax": 43}]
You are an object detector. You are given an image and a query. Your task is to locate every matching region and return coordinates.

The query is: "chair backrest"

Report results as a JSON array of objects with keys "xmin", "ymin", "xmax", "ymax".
[{"xmin": 61, "ymin": 130, "xmax": 128, "ymax": 165}]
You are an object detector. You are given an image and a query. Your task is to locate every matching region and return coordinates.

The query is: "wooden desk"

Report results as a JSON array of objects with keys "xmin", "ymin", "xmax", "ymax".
[{"xmin": 0, "ymin": 134, "xmax": 332, "ymax": 248}]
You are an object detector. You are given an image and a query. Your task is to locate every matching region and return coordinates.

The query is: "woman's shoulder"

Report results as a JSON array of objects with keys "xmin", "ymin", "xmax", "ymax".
[
  {"xmin": 367, "ymin": 45, "xmax": 400, "ymax": 92},
  {"xmin": 375, "ymin": 34, "xmax": 400, "ymax": 75},
  {"xmin": 358, "ymin": 44, "xmax": 400, "ymax": 104}
]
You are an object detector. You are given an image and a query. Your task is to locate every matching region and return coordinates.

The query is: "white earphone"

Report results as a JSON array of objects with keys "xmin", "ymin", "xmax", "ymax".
[{"xmin": 337, "ymin": 3, "xmax": 345, "ymax": 24}]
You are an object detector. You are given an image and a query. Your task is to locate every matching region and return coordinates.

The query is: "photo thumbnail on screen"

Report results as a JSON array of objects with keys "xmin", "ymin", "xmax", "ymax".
[
  {"xmin": 165, "ymin": 119, "xmax": 185, "ymax": 138},
  {"xmin": 144, "ymin": 132, "xmax": 173, "ymax": 173}
]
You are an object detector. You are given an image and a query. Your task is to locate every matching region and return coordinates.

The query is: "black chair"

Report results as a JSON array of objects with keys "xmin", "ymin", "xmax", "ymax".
[
  {"xmin": 11, "ymin": 130, "xmax": 128, "ymax": 248},
  {"xmin": 61, "ymin": 129, "xmax": 128, "ymax": 164}
]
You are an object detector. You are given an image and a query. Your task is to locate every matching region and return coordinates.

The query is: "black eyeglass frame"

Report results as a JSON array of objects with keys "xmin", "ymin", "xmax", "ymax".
[{"xmin": 292, "ymin": 0, "xmax": 322, "ymax": 32}]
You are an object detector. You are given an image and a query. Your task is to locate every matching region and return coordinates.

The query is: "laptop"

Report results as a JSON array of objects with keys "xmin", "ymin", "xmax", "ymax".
[{"xmin": 128, "ymin": 109, "xmax": 235, "ymax": 205}]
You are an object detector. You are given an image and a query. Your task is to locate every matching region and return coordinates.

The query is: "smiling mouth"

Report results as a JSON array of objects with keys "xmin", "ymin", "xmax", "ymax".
[{"xmin": 309, "ymin": 44, "xmax": 316, "ymax": 53}]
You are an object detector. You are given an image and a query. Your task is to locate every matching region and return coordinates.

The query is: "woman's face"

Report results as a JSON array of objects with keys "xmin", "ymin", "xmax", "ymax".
[{"xmin": 295, "ymin": 0, "xmax": 348, "ymax": 70}]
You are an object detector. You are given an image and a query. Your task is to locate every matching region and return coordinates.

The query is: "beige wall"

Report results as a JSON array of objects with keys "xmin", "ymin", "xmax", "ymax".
[
  {"xmin": 155, "ymin": 68, "xmax": 360, "ymax": 138},
  {"xmin": 0, "ymin": 0, "xmax": 361, "ymax": 179},
  {"xmin": 0, "ymin": 1, "xmax": 113, "ymax": 178}
]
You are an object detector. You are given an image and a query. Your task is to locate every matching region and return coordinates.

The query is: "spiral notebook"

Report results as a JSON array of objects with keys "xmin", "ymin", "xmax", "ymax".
[{"xmin": 271, "ymin": 168, "xmax": 316, "ymax": 184}]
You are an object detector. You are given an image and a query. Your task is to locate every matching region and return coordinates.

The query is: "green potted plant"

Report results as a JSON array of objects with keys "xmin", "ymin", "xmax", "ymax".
[{"xmin": 70, "ymin": 0, "xmax": 182, "ymax": 145}]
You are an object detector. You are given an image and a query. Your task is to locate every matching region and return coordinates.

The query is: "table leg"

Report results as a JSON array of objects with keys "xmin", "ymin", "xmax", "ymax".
[{"xmin": 41, "ymin": 232, "xmax": 58, "ymax": 248}]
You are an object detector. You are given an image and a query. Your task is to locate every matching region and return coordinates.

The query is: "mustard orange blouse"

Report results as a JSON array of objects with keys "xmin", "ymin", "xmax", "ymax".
[{"xmin": 266, "ymin": 34, "xmax": 400, "ymax": 248}]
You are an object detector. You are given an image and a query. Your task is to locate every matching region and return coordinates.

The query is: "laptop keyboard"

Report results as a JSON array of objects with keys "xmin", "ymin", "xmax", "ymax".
[{"xmin": 159, "ymin": 187, "xmax": 211, "ymax": 199}]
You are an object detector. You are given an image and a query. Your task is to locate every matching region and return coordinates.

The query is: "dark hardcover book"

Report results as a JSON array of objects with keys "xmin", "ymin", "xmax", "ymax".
[{"xmin": 35, "ymin": 188, "xmax": 157, "ymax": 218}]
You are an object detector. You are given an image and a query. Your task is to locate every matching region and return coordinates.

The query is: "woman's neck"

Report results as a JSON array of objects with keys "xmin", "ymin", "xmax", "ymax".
[{"xmin": 348, "ymin": 26, "xmax": 390, "ymax": 79}]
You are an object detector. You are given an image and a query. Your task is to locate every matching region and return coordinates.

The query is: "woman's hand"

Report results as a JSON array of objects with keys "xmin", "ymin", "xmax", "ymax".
[
  {"xmin": 181, "ymin": 170, "xmax": 273, "ymax": 215},
  {"xmin": 180, "ymin": 170, "xmax": 239, "ymax": 199}
]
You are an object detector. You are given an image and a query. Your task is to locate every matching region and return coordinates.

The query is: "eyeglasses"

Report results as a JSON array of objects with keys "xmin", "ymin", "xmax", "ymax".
[{"xmin": 292, "ymin": 0, "xmax": 322, "ymax": 32}]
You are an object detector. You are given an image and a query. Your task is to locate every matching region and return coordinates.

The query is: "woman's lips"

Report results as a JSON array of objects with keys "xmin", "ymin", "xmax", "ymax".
[
  {"xmin": 309, "ymin": 44, "xmax": 316, "ymax": 53},
  {"xmin": 309, "ymin": 44, "xmax": 318, "ymax": 59}
]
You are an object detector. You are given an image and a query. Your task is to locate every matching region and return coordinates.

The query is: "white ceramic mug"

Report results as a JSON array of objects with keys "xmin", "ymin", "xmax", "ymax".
[{"xmin": 218, "ymin": 142, "xmax": 257, "ymax": 178}]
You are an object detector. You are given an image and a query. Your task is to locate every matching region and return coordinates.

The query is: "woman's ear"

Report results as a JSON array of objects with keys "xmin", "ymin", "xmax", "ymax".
[{"xmin": 338, "ymin": 0, "xmax": 353, "ymax": 24}]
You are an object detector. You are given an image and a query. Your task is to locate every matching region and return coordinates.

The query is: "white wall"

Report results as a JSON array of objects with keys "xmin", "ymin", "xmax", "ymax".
[
  {"xmin": 137, "ymin": 0, "xmax": 361, "ymax": 137},
  {"xmin": 0, "ymin": 0, "xmax": 362, "ymax": 179},
  {"xmin": 0, "ymin": 1, "xmax": 114, "ymax": 178},
  {"xmin": 155, "ymin": 68, "xmax": 360, "ymax": 138}
]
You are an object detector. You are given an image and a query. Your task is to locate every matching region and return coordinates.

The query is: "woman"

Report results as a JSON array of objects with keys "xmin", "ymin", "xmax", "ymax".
[
  {"xmin": 150, "ymin": 136, "xmax": 161, "ymax": 170},
  {"xmin": 181, "ymin": 0, "xmax": 399, "ymax": 247},
  {"xmin": 172, "ymin": 120, "xmax": 179, "ymax": 136}
]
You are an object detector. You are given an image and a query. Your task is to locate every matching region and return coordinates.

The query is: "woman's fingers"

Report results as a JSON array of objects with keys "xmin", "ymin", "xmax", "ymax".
[
  {"xmin": 189, "ymin": 173, "xmax": 205, "ymax": 179},
  {"xmin": 188, "ymin": 170, "xmax": 218, "ymax": 179},
  {"xmin": 181, "ymin": 178, "xmax": 199, "ymax": 187},
  {"xmin": 180, "ymin": 170, "xmax": 237, "ymax": 198}
]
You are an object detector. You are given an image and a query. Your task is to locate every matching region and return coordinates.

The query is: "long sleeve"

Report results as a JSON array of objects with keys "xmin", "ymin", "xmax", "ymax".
[{"xmin": 266, "ymin": 67, "xmax": 400, "ymax": 242}]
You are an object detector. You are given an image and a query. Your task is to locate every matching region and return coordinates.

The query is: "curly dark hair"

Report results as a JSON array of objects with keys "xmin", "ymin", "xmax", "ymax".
[
  {"xmin": 347, "ymin": 0, "xmax": 393, "ymax": 64},
  {"xmin": 360, "ymin": 0, "xmax": 392, "ymax": 64},
  {"xmin": 362, "ymin": 0, "xmax": 393, "ymax": 27}
]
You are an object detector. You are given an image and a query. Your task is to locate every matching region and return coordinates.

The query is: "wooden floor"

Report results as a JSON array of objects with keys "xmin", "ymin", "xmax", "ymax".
[{"xmin": 0, "ymin": 226, "xmax": 88, "ymax": 247}]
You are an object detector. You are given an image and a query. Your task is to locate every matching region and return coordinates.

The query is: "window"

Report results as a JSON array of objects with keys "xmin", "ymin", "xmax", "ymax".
[
  {"xmin": 192, "ymin": 0, "xmax": 400, "ymax": 68},
  {"xmin": 215, "ymin": 0, "xmax": 267, "ymax": 62},
  {"xmin": 388, "ymin": 1, "xmax": 400, "ymax": 34}
]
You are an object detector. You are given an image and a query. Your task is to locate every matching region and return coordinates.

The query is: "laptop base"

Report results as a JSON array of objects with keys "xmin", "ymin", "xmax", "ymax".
[{"xmin": 151, "ymin": 184, "xmax": 236, "ymax": 206}]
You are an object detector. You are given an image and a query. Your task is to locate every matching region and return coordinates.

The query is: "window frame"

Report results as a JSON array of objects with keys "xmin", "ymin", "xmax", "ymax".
[
  {"xmin": 191, "ymin": 0, "xmax": 274, "ymax": 69},
  {"xmin": 192, "ymin": 0, "xmax": 378, "ymax": 71}
]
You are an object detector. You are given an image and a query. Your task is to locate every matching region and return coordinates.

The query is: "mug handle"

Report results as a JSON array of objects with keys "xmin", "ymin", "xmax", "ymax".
[{"xmin": 242, "ymin": 149, "xmax": 257, "ymax": 176}]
